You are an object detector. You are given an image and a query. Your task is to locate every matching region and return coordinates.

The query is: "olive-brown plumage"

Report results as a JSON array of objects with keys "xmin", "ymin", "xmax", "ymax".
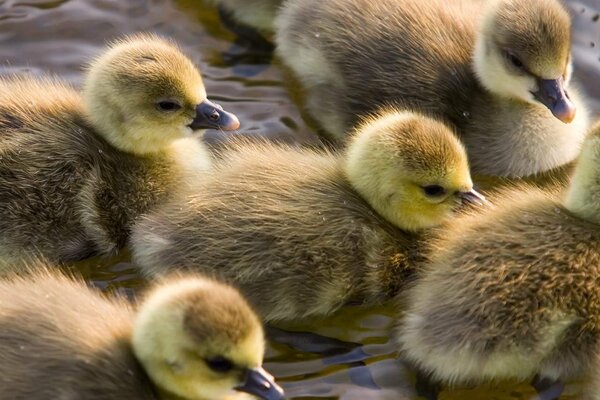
[
  {"xmin": 131, "ymin": 110, "xmax": 481, "ymax": 322},
  {"xmin": 0, "ymin": 268, "xmax": 283, "ymax": 400},
  {"xmin": 275, "ymin": 0, "xmax": 589, "ymax": 178},
  {"xmin": 397, "ymin": 123, "xmax": 600, "ymax": 398},
  {"xmin": 0, "ymin": 34, "xmax": 239, "ymax": 270}
]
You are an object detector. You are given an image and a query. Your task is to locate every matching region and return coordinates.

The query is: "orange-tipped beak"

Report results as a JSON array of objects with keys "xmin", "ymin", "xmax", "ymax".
[{"xmin": 532, "ymin": 77, "xmax": 576, "ymax": 124}]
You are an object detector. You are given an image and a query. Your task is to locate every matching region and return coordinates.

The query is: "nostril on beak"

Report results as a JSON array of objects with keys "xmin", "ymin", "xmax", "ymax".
[{"xmin": 207, "ymin": 109, "xmax": 220, "ymax": 122}]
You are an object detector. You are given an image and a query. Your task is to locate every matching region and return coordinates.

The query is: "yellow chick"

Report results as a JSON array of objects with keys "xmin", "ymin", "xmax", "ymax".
[
  {"xmin": 0, "ymin": 267, "xmax": 284, "ymax": 400},
  {"xmin": 131, "ymin": 109, "xmax": 483, "ymax": 322},
  {"xmin": 396, "ymin": 122, "xmax": 600, "ymax": 399},
  {"xmin": 0, "ymin": 33, "xmax": 239, "ymax": 271},
  {"xmin": 275, "ymin": 0, "xmax": 589, "ymax": 178}
]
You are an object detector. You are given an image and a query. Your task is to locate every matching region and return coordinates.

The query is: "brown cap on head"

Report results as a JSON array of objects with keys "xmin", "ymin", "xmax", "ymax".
[{"xmin": 182, "ymin": 278, "xmax": 262, "ymax": 347}]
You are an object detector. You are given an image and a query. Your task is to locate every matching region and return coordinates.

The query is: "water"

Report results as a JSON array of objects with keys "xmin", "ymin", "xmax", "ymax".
[{"xmin": 0, "ymin": 0, "xmax": 599, "ymax": 398}]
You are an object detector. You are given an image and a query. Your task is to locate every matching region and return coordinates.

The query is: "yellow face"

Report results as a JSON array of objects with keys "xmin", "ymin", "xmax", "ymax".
[
  {"xmin": 84, "ymin": 34, "xmax": 239, "ymax": 155},
  {"xmin": 152, "ymin": 330, "xmax": 266, "ymax": 400},
  {"xmin": 345, "ymin": 110, "xmax": 480, "ymax": 232},
  {"xmin": 394, "ymin": 169, "xmax": 475, "ymax": 232},
  {"xmin": 132, "ymin": 278, "xmax": 282, "ymax": 400}
]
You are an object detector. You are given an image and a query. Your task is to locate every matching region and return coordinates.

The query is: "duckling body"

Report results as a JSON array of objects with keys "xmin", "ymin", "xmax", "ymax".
[
  {"xmin": 276, "ymin": 0, "xmax": 589, "ymax": 178},
  {"xmin": 131, "ymin": 110, "xmax": 480, "ymax": 322},
  {"xmin": 0, "ymin": 35, "xmax": 239, "ymax": 269},
  {"xmin": 0, "ymin": 268, "xmax": 282, "ymax": 400},
  {"xmin": 397, "ymin": 125, "xmax": 600, "ymax": 396}
]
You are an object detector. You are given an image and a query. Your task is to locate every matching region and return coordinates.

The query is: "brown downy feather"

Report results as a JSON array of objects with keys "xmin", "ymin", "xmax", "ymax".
[
  {"xmin": 275, "ymin": 0, "xmax": 588, "ymax": 178},
  {"xmin": 0, "ymin": 34, "xmax": 230, "ymax": 270},
  {"xmin": 0, "ymin": 267, "xmax": 275, "ymax": 400},
  {"xmin": 131, "ymin": 110, "xmax": 475, "ymax": 322},
  {"xmin": 397, "ymin": 126, "xmax": 600, "ymax": 396}
]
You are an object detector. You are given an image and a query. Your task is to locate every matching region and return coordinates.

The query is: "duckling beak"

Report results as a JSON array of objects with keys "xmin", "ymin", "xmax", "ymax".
[
  {"xmin": 235, "ymin": 367, "xmax": 285, "ymax": 400},
  {"xmin": 532, "ymin": 78, "xmax": 576, "ymax": 124},
  {"xmin": 189, "ymin": 99, "xmax": 240, "ymax": 131},
  {"xmin": 458, "ymin": 189, "xmax": 486, "ymax": 206}
]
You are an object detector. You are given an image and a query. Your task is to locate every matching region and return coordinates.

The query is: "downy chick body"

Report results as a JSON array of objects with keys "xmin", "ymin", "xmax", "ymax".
[
  {"xmin": 275, "ymin": 0, "xmax": 589, "ymax": 178},
  {"xmin": 0, "ymin": 34, "xmax": 239, "ymax": 270},
  {"xmin": 397, "ymin": 122, "xmax": 600, "ymax": 398},
  {"xmin": 0, "ymin": 268, "xmax": 283, "ymax": 400},
  {"xmin": 131, "ymin": 109, "xmax": 482, "ymax": 322}
]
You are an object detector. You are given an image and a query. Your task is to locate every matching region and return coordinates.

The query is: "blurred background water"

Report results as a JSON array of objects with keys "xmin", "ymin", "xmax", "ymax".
[{"xmin": 0, "ymin": 0, "xmax": 598, "ymax": 398}]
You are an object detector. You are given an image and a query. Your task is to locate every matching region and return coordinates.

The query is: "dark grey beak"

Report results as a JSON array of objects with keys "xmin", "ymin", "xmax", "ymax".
[
  {"xmin": 458, "ymin": 189, "xmax": 486, "ymax": 206},
  {"xmin": 532, "ymin": 78, "xmax": 576, "ymax": 124},
  {"xmin": 234, "ymin": 367, "xmax": 285, "ymax": 400},
  {"xmin": 189, "ymin": 99, "xmax": 240, "ymax": 131}
]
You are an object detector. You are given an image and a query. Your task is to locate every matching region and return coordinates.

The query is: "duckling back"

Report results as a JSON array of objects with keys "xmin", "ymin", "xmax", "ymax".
[
  {"xmin": 277, "ymin": 0, "xmax": 477, "ymax": 134},
  {"xmin": 131, "ymin": 139, "xmax": 419, "ymax": 322},
  {"xmin": 0, "ymin": 268, "xmax": 155, "ymax": 399}
]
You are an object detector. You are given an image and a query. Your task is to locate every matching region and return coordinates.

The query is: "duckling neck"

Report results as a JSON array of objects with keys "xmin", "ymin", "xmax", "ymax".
[
  {"xmin": 91, "ymin": 116, "xmax": 178, "ymax": 156},
  {"xmin": 564, "ymin": 140, "xmax": 600, "ymax": 225}
]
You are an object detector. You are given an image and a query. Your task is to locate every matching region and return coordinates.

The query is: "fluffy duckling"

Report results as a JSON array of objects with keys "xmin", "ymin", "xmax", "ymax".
[
  {"xmin": 0, "ymin": 33, "xmax": 239, "ymax": 270},
  {"xmin": 131, "ymin": 109, "xmax": 484, "ymax": 322},
  {"xmin": 0, "ymin": 268, "xmax": 284, "ymax": 400},
  {"xmin": 396, "ymin": 122, "xmax": 600, "ymax": 398},
  {"xmin": 275, "ymin": 0, "xmax": 589, "ymax": 178}
]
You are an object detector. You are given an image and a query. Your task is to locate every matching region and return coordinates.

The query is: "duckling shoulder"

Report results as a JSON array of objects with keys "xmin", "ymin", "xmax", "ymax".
[
  {"xmin": 0, "ymin": 269, "xmax": 155, "ymax": 399},
  {"xmin": 398, "ymin": 186, "xmax": 600, "ymax": 384},
  {"xmin": 131, "ymin": 140, "xmax": 419, "ymax": 322}
]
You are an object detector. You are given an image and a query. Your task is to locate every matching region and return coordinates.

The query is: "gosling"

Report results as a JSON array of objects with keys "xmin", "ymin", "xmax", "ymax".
[
  {"xmin": 275, "ymin": 0, "xmax": 589, "ymax": 178},
  {"xmin": 397, "ymin": 122, "xmax": 600, "ymax": 398},
  {"xmin": 0, "ymin": 268, "xmax": 283, "ymax": 400},
  {"xmin": 131, "ymin": 109, "xmax": 483, "ymax": 322},
  {"xmin": 0, "ymin": 33, "xmax": 239, "ymax": 270}
]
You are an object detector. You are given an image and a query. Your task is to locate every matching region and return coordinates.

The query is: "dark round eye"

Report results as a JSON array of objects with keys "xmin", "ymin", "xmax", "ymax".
[
  {"xmin": 156, "ymin": 101, "xmax": 182, "ymax": 112},
  {"xmin": 423, "ymin": 185, "xmax": 446, "ymax": 197},
  {"xmin": 505, "ymin": 51, "xmax": 524, "ymax": 70},
  {"xmin": 204, "ymin": 356, "xmax": 234, "ymax": 373}
]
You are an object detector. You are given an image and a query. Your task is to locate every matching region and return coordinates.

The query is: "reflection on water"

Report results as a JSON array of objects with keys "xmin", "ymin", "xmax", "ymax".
[{"xmin": 0, "ymin": 0, "xmax": 599, "ymax": 398}]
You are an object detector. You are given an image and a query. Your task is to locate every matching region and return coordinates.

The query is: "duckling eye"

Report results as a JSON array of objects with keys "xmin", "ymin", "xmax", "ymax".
[
  {"xmin": 204, "ymin": 356, "xmax": 234, "ymax": 373},
  {"xmin": 504, "ymin": 51, "xmax": 525, "ymax": 71},
  {"xmin": 422, "ymin": 185, "xmax": 446, "ymax": 197},
  {"xmin": 156, "ymin": 101, "xmax": 182, "ymax": 112}
]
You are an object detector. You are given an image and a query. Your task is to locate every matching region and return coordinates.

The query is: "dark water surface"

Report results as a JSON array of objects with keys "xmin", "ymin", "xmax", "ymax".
[{"xmin": 0, "ymin": 0, "xmax": 599, "ymax": 399}]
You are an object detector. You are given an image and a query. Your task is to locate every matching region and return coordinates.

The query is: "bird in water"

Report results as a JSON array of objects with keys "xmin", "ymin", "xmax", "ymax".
[
  {"xmin": 396, "ymin": 121, "xmax": 600, "ymax": 400},
  {"xmin": 275, "ymin": 0, "xmax": 589, "ymax": 179},
  {"xmin": 0, "ymin": 33, "xmax": 240, "ymax": 271},
  {"xmin": 130, "ymin": 109, "xmax": 484, "ymax": 322},
  {"xmin": 0, "ymin": 267, "xmax": 284, "ymax": 400}
]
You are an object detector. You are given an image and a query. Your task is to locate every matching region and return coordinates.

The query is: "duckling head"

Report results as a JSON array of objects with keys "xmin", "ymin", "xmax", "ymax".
[
  {"xmin": 473, "ymin": 0, "xmax": 575, "ymax": 123},
  {"xmin": 84, "ymin": 33, "xmax": 240, "ymax": 155},
  {"xmin": 344, "ymin": 110, "xmax": 484, "ymax": 232},
  {"xmin": 131, "ymin": 275, "xmax": 284, "ymax": 400},
  {"xmin": 565, "ymin": 121, "xmax": 600, "ymax": 225}
]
